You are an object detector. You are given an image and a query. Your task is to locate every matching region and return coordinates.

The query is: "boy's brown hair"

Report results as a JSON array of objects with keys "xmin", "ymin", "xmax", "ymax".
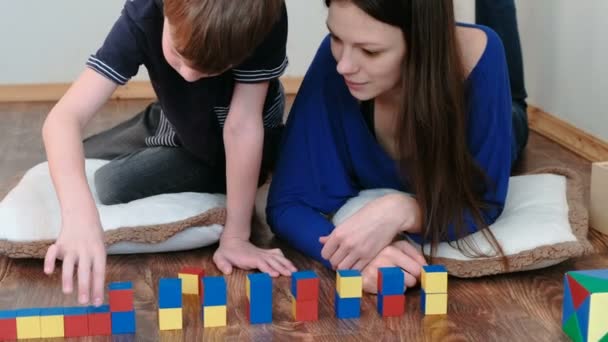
[{"xmin": 164, "ymin": 0, "xmax": 284, "ymax": 74}]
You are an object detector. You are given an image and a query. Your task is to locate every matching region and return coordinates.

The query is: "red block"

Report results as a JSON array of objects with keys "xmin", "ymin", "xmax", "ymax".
[
  {"xmin": 110, "ymin": 289, "xmax": 134, "ymax": 312},
  {"xmin": 381, "ymin": 294, "xmax": 405, "ymax": 317},
  {"xmin": 88, "ymin": 312, "xmax": 111, "ymax": 336},
  {"xmin": 297, "ymin": 278, "xmax": 320, "ymax": 301},
  {"xmin": 65, "ymin": 315, "xmax": 89, "ymax": 338},
  {"xmin": 181, "ymin": 266, "xmax": 205, "ymax": 295},
  {"xmin": 0, "ymin": 318, "xmax": 17, "ymax": 340},
  {"xmin": 295, "ymin": 299, "xmax": 318, "ymax": 321}
]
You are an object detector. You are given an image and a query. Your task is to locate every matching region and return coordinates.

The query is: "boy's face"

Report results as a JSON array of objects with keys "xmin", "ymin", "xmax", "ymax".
[{"xmin": 162, "ymin": 18, "xmax": 221, "ymax": 82}]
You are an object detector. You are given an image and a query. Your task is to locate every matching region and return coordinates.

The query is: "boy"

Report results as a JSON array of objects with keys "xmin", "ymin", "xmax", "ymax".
[{"xmin": 41, "ymin": 0, "xmax": 296, "ymax": 307}]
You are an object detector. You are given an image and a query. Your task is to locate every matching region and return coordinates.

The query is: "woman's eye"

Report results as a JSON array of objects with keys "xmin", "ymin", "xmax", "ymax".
[{"xmin": 363, "ymin": 49, "xmax": 380, "ymax": 57}]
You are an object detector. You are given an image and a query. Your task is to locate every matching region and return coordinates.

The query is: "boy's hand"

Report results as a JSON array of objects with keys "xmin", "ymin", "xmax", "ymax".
[
  {"xmin": 320, "ymin": 193, "xmax": 420, "ymax": 271},
  {"xmin": 43, "ymin": 215, "xmax": 106, "ymax": 307},
  {"xmin": 361, "ymin": 240, "xmax": 427, "ymax": 294},
  {"xmin": 213, "ymin": 235, "xmax": 297, "ymax": 277}
]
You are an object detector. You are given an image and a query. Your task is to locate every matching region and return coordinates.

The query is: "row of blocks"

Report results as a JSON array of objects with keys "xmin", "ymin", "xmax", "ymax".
[{"xmin": 0, "ymin": 281, "xmax": 135, "ymax": 340}]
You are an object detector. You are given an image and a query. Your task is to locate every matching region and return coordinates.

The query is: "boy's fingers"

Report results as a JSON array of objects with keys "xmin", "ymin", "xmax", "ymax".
[
  {"xmin": 320, "ymin": 236, "xmax": 338, "ymax": 259},
  {"xmin": 329, "ymin": 247, "xmax": 349, "ymax": 270},
  {"xmin": 77, "ymin": 255, "xmax": 92, "ymax": 304},
  {"xmin": 268, "ymin": 255, "xmax": 291, "ymax": 276},
  {"xmin": 337, "ymin": 254, "xmax": 358, "ymax": 271},
  {"xmin": 62, "ymin": 254, "xmax": 76, "ymax": 294},
  {"xmin": 92, "ymin": 254, "xmax": 106, "ymax": 306},
  {"xmin": 214, "ymin": 254, "xmax": 233, "ymax": 275},
  {"xmin": 44, "ymin": 245, "xmax": 58, "ymax": 274},
  {"xmin": 257, "ymin": 260, "xmax": 279, "ymax": 278}
]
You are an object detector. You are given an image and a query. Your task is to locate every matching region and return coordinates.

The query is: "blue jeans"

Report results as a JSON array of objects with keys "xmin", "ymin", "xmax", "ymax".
[{"xmin": 476, "ymin": 0, "xmax": 529, "ymax": 164}]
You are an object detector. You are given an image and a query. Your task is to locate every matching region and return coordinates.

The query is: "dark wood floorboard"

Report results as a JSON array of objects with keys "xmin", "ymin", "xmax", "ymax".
[{"xmin": 0, "ymin": 100, "xmax": 606, "ymax": 341}]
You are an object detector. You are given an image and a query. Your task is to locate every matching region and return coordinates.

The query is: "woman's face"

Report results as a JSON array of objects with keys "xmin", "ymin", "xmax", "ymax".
[{"xmin": 327, "ymin": 1, "xmax": 406, "ymax": 101}]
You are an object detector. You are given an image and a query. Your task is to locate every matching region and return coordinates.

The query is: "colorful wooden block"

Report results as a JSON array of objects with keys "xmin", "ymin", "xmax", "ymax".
[
  {"xmin": 563, "ymin": 269, "xmax": 608, "ymax": 342},
  {"xmin": 159, "ymin": 278, "xmax": 183, "ymax": 309},
  {"xmin": 203, "ymin": 305, "xmax": 227, "ymax": 327},
  {"xmin": 178, "ymin": 267, "xmax": 205, "ymax": 295},
  {"xmin": 109, "ymin": 281, "xmax": 134, "ymax": 312},
  {"xmin": 201, "ymin": 276, "xmax": 227, "ymax": 306},
  {"xmin": 291, "ymin": 271, "xmax": 319, "ymax": 301},
  {"xmin": 421, "ymin": 290, "xmax": 448, "ymax": 315},
  {"xmin": 378, "ymin": 267, "xmax": 405, "ymax": 295},
  {"xmin": 63, "ymin": 307, "xmax": 89, "ymax": 338},
  {"xmin": 16, "ymin": 308, "xmax": 41, "ymax": 340},
  {"xmin": 88, "ymin": 305, "xmax": 111, "ymax": 336},
  {"xmin": 590, "ymin": 161, "xmax": 608, "ymax": 235},
  {"xmin": 335, "ymin": 291, "xmax": 361, "ymax": 319},
  {"xmin": 421, "ymin": 265, "xmax": 448, "ymax": 294},
  {"xmin": 246, "ymin": 273, "xmax": 272, "ymax": 324},
  {"xmin": 377, "ymin": 294, "xmax": 405, "ymax": 317},
  {"xmin": 111, "ymin": 310, "xmax": 136, "ymax": 334},
  {"xmin": 159, "ymin": 308, "xmax": 183, "ymax": 331},
  {"xmin": 290, "ymin": 293, "xmax": 318, "ymax": 321},
  {"xmin": 337, "ymin": 270, "xmax": 362, "ymax": 298},
  {"xmin": 40, "ymin": 307, "xmax": 64, "ymax": 338},
  {"xmin": 0, "ymin": 310, "xmax": 17, "ymax": 340}
]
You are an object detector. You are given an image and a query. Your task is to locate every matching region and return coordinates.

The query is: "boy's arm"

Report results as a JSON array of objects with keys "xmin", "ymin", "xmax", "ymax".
[
  {"xmin": 214, "ymin": 81, "xmax": 296, "ymax": 277},
  {"xmin": 42, "ymin": 68, "xmax": 118, "ymax": 306}
]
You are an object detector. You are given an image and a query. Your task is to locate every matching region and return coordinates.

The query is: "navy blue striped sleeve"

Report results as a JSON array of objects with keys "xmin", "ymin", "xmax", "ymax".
[
  {"xmin": 232, "ymin": 2, "xmax": 288, "ymax": 83},
  {"xmin": 86, "ymin": 2, "xmax": 144, "ymax": 85}
]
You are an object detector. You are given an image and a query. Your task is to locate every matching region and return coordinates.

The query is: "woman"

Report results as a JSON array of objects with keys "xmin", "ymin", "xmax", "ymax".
[{"xmin": 267, "ymin": 0, "xmax": 528, "ymax": 292}]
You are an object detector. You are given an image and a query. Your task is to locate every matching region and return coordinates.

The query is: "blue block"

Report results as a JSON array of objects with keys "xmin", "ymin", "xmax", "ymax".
[
  {"xmin": 248, "ymin": 273, "xmax": 272, "ymax": 324},
  {"xmin": 39, "ymin": 307, "xmax": 64, "ymax": 316},
  {"xmin": 16, "ymin": 308, "xmax": 41, "ymax": 317},
  {"xmin": 576, "ymin": 296, "xmax": 590, "ymax": 341},
  {"xmin": 335, "ymin": 291, "xmax": 360, "ymax": 319},
  {"xmin": 423, "ymin": 265, "xmax": 447, "ymax": 273},
  {"xmin": 63, "ymin": 307, "xmax": 88, "ymax": 316},
  {"xmin": 0, "ymin": 310, "xmax": 16, "ymax": 319},
  {"xmin": 109, "ymin": 281, "xmax": 133, "ymax": 291},
  {"xmin": 202, "ymin": 276, "xmax": 226, "ymax": 306},
  {"xmin": 291, "ymin": 270, "xmax": 318, "ymax": 298},
  {"xmin": 562, "ymin": 274, "xmax": 575, "ymax": 326},
  {"xmin": 111, "ymin": 311, "xmax": 136, "ymax": 334},
  {"xmin": 249, "ymin": 300, "xmax": 272, "ymax": 324},
  {"xmin": 378, "ymin": 267, "xmax": 404, "ymax": 295},
  {"xmin": 87, "ymin": 304, "xmax": 110, "ymax": 314},
  {"xmin": 338, "ymin": 270, "xmax": 361, "ymax": 278},
  {"xmin": 159, "ymin": 278, "xmax": 182, "ymax": 309}
]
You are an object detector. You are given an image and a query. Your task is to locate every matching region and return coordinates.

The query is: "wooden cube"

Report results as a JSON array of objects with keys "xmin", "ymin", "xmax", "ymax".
[{"xmin": 590, "ymin": 162, "xmax": 608, "ymax": 235}]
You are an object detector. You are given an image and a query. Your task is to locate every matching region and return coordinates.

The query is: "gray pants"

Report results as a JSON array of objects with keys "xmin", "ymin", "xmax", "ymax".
[{"xmin": 84, "ymin": 103, "xmax": 283, "ymax": 205}]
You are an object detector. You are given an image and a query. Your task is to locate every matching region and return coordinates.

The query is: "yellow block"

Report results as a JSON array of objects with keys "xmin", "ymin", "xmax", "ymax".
[
  {"xmin": 159, "ymin": 308, "xmax": 183, "ymax": 331},
  {"xmin": 589, "ymin": 293, "xmax": 608, "ymax": 341},
  {"xmin": 423, "ymin": 293, "xmax": 448, "ymax": 315},
  {"xmin": 40, "ymin": 315, "xmax": 64, "ymax": 338},
  {"xmin": 17, "ymin": 316, "xmax": 41, "ymax": 339},
  {"xmin": 336, "ymin": 273, "xmax": 362, "ymax": 298},
  {"xmin": 178, "ymin": 273, "xmax": 199, "ymax": 295},
  {"xmin": 421, "ymin": 270, "xmax": 448, "ymax": 294},
  {"xmin": 203, "ymin": 306, "xmax": 227, "ymax": 327},
  {"xmin": 246, "ymin": 277, "xmax": 250, "ymax": 300}
]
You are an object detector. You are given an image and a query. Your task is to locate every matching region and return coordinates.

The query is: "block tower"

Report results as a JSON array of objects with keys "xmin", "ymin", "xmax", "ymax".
[
  {"xmin": 377, "ymin": 267, "xmax": 405, "ymax": 317},
  {"xmin": 87, "ymin": 304, "xmax": 112, "ymax": 336},
  {"xmin": 158, "ymin": 278, "xmax": 183, "ymax": 331},
  {"xmin": 563, "ymin": 269, "xmax": 608, "ymax": 342},
  {"xmin": 178, "ymin": 267, "xmax": 205, "ymax": 295},
  {"xmin": 109, "ymin": 281, "xmax": 136, "ymax": 334},
  {"xmin": 63, "ymin": 306, "xmax": 89, "ymax": 338},
  {"xmin": 421, "ymin": 265, "xmax": 448, "ymax": 315},
  {"xmin": 335, "ymin": 270, "xmax": 362, "ymax": 319},
  {"xmin": 290, "ymin": 271, "xmax": 320, "ymax": 321},
  {"xmin": 201, "ymin": 276, "xmax": 227, "ymax": 327},
  {"xmin": 246, "ymin": 273, "xmax": 273, "ymax": 324}
]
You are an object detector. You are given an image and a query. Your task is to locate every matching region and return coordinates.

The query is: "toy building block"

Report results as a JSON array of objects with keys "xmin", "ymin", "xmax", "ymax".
[
  {"xmin": 88, "ymin": 305, "xmax": 112, "ymax": 336},
  {"xmin": 159, "ymin": 308, "xmax": 183, "ymax": 331},
  {"xmin": 201, "ymin": 276, "xmax": 227, "ymax": 327},
  {"xmin": 421, "ymin": 265, "xmax": 448, "ymax": 294},
  {"xmin": 109, "ymin": 281, "xmax": 134, "ymax": 312},
  {"xmin": 0, "ymin": 310, "xmax": 17, "ymax": 340},
  {"xmin": 63, "ymin": 307, "xmax": 89, "ymax": 338},
  {"xmin": 16, "ymin": 308, "xmax": 41, "ymax": 340},
  {"xmin": 111, "ymin": 311, "xmax": 136, "ymax": 334},
  {"xmin": 290, "ymin": 271, "xmax": 320, "ymax": 321},
  {"xmin": 377, "ymin": 267, "xmax": 405, "ymax": 317},
  {"xmin": 421, "ymin": 291, "xmax": 448, "ymax": 316},
  {"xmin": 178, "ymin": 266, "xmax": 205, "ymax": 295},
  {"xmin": 591, "ymin": 162, "xmax": 608, "ymax": 235},
  {"xmin": 335, "ymin": 270, "xmax": 362, "ymax": 319},
  {"xmin": 159, "ymin": 278, "xmax": 183, "ymax": 309},
  {"xmin": 563, "ymin": 269, "xmax": 608, "ymax": 342},
  {"xmin": 40, "ymin": 307, "xmax": 64, "ymax": 338},
  {"xmin": 246, "ymin": 273, "xmax": 272, "ymax": 324}
]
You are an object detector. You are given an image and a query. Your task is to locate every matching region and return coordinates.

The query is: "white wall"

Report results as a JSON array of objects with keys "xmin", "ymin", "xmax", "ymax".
[{"xmin": 516, "ymin": 0, "xmax": 608, "ymax": 141}]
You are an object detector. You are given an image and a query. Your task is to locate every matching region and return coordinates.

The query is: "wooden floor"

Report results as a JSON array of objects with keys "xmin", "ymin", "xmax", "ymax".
[{"xmin": 0, "ymin": 100, "xmax": 607, "ymax": 341}]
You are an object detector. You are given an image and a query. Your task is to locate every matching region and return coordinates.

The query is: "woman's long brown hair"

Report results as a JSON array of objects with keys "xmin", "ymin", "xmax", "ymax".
[{"xmin": 325, "ymin": 0, "xmax": 506, "ymax": 263}]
